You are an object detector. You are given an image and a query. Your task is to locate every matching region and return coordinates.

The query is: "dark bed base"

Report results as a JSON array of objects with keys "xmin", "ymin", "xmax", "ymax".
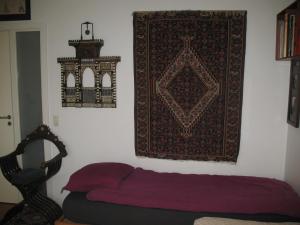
[{"xmin": 63, "ymin": 192, "xmax": 300, "ymax": 225}]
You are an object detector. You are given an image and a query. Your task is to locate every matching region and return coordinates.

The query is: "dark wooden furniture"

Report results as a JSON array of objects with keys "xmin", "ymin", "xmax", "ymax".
[
  {"xmin": 276, "ymin": 0, "xmax": 300, "ymax": 127},
  {"xmin": 0, "ymin": 125, "xmax": 67, "ymax": 225},
  {"xmin": 287, "ymin": 60, "xmax": 300, "ymax": 127},
  {"xmin": 276, "ymin": 0, "xmax": 300, "ymax": 60}
]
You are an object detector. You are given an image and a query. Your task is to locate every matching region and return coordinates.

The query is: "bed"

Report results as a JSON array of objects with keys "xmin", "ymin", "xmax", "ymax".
[{"xmin": 61, "ymin": 163, "xmax": 300, "ymax": 225}]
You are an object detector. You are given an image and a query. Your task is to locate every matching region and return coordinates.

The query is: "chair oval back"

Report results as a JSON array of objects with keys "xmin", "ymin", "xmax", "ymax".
[{"xmin": 16, "ymin": 124, "xmax": 67, "ymax": 158}]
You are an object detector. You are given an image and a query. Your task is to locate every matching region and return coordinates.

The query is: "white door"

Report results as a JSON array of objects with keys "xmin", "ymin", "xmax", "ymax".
[{"xmin": 0, "ymin": 31, "xmax": 21, "ymax": 203}]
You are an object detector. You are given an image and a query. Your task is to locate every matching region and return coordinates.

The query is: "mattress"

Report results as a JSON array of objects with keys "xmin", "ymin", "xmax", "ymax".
[
  {"xmin": 86, "ymin": 168, "xmax": 300, "ymax": 217},
  {"xmin": 63, "ymin": 166, "xmax": 300, "ymax": 225},
  {"xmin": 63, "ymin": 192, "xmax": 300, "ymax": 225}
]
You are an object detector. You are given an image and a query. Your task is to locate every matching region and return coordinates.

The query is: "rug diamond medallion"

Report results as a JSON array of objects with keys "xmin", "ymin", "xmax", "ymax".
[
  {"xmin": 167, "ymin": 65, "xmax": 208, "ymax": 113},
  {"xmin": 157, "ymin": 37, "xmax": 219, "ymax": 136}
]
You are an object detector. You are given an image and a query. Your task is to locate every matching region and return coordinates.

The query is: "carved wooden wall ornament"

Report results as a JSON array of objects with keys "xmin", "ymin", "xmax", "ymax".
[{"xmin": 57, "ymin": 22, "xmax": 121, "ymax": 108}]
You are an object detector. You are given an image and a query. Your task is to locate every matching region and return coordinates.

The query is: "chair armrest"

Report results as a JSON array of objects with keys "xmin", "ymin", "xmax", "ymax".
[
  {"xmin": 0, "ymin": 151, "xmax": 21, "ymax": 181},
  {"xmin": 0, "ymin": 150, "xmax": 19, "ymax": 164},
  {"xmin": 41, "ymin": 154, "xmax": 65, "ymax": 180},
  {"xmin": 41, "ymin": 154, "xmax": 63, "ymax": 169}
]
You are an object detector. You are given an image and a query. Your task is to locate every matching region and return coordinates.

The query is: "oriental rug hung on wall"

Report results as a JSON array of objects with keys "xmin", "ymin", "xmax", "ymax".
[{"xmin": 134, "ymin": 11, "xmax": 247, "ymax": 161}]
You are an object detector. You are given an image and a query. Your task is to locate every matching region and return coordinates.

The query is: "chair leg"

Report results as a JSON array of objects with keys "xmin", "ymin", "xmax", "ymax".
[
  {"xmin": 28, "ymin": 193, "xmax": 62, "ymax": 223},
  {"xmin": 0, "ymin": 195, "xmax": 62, "ymax": 225}
]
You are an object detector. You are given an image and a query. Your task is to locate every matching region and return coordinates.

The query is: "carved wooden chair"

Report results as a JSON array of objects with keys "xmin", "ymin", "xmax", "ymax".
[{"xmin": 0, "ymin": 125, "xmax": 67, "ymax": 225}]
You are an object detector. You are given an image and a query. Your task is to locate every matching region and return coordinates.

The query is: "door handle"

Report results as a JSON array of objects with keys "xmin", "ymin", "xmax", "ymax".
[{"xmin": 0, "ymin": 115, "xmax": 11, "ymax": 119}]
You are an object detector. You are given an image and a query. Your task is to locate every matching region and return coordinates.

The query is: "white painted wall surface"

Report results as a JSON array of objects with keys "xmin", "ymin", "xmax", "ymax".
[
  {"xmin": 3, "ymin": 0, "xmax": 295, "ymax": 203},
  {"xmin": 285, "ymin": 127, "xmax": 300, "ymax": 195}
]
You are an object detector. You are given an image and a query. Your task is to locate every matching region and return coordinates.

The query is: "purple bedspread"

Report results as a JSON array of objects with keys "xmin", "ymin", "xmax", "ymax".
[{"xmin": 87, "ymin": 168, "xmax": 300, "ymax": 217}]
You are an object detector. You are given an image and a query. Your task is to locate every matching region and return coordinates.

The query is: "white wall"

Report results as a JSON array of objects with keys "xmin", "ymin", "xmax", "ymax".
[
  {"xmin": 285, "ymin": 127, "xmax": 300, "ymax": 194},
  {"xmin": 3, "ymin": 0, "xmax": 294, "ymax": 203}
]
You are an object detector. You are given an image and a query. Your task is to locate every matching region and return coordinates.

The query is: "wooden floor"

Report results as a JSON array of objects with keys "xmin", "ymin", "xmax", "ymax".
[{"xmin": 0, "ymin": 202, "xmax": 15, "ymax": 218}]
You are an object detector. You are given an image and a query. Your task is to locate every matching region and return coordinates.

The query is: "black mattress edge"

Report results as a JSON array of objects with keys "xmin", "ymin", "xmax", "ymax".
[{"xmin": 63, "ymin": 192, "xmax": 300, "ymax": 225}]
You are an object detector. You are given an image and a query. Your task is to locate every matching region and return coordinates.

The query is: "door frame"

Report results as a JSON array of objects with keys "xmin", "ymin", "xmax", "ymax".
[{"xmin": 0, "ymin": 24, "xmax": 50, "ymax": 167}]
